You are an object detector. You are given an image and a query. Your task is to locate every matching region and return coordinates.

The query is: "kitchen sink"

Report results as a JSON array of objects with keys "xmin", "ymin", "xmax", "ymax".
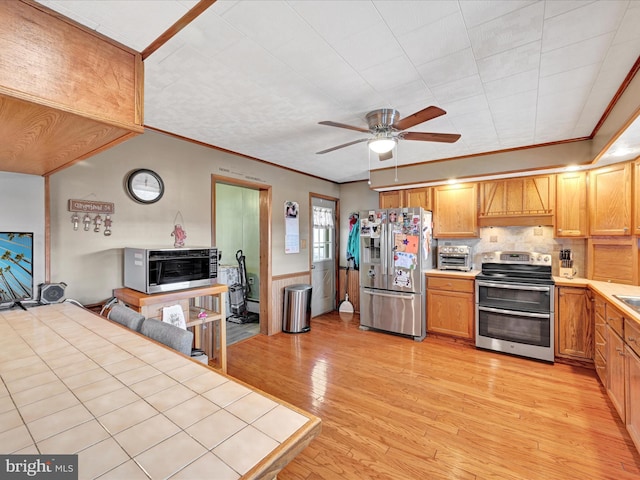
[{"xmin": 613, "ymin": 295, "xmax": 640, "ymax": 313}]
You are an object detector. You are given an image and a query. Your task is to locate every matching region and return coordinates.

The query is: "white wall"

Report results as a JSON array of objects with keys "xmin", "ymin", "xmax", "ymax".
[
  {"xmin": 0, "ymin": 172, "xmax": 45, "ymax": 300},
  {"xmin": 48, "ymin": 130, "xmax": 340, "ymax": 304}
]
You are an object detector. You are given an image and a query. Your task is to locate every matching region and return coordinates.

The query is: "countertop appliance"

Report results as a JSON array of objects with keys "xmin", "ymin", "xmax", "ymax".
[
  {"xmin": 437, "ymin": 245, "xmax": 472, "ymax": 271},
  {"xmin": 124, "ymin": 247, "xmax": 218, "ymax": 294},
  {"xmin": 358, "ymin": 208, "xmax": 434, "ymax": 341},
  {"xmin": 475, "ymin": 251, "xmax": 554, "ymax": 362}
]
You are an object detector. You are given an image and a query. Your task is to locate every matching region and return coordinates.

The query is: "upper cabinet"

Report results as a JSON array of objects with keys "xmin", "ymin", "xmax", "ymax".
[
  {"xmin": 589, "ymin": 163, "xmax": 632, "ymax": 236},
  {"xmin": 634, "ymin": 160, "xmax": 640, "ymax": 235},
  {"xmin": 0, "ymin": 1, "xmax": 144, "ymax": 176},
  {"xmin": 379, "ymin": 191, "xmax": 402, "ymax": 209},
  {"xmin": 555, "ymin": 171, "xmax": 588, "ymax": 237},
  {"xmin": 478, "ymin": 175, "xmax": 555, "ymax": 227},
  {"xmin": 433, "ymin": 183, "xmax": 478, "ymax": 238},
  {"xmin": 379, "ymin": 187, "xmax": 432, "ymax": 210},
  {"xmin": 405, "ymin": 187, "xmax": 432, "ymax": 210}
]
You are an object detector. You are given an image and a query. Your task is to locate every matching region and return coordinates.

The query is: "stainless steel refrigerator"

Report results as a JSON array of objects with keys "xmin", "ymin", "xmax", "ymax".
[{"xmin": 359, "ymin": 208, "xmax": 434, "ymax": 341}]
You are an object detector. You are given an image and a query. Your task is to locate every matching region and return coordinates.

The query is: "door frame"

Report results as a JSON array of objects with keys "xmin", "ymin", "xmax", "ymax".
[
  {"xmin": 212, "ymin": 175, "xmax": 272, "ymax": 335},
  {"xmin": 309, "ymin": 192, "xmax": 340, "ymax": 311}
]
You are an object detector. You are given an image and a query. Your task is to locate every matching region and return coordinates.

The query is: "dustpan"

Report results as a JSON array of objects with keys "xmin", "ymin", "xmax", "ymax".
[{"xmin": 338, "ymin": 264, "xmax": 354, "ymax": 313}]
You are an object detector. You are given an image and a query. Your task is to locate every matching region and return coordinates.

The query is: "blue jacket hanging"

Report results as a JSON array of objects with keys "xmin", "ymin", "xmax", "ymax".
[{"xmin": 347, "ymin": 218, "xmax": 360, "ymax": 269}]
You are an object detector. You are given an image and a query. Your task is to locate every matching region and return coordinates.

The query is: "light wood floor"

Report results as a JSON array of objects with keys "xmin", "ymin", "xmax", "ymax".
[{"xmin": 227, "ymin": 312, "xmax": 640, "ymax": 479}]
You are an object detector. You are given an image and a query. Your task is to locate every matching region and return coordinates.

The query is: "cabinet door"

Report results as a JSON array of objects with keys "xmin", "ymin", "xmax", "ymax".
[
  {"xmin": 556, "ymin": 287, "xmax": 593, "ymax": 360},
  {"xmin": 634, "ymin": 160, "xmax": 640, "ymax": 235},
  {"xmin": 555, "ymin": 171, "xmax": 587, "ymax": 237},
  {"xmin": 589, "ymin": 163, "xmax": 631, "ymax": 235},
  {"xmin": 607, "ymin": 325, "xmax": 626, "ymax": 421},
  {"xmin": 427, "ymin": 289, "xmax": 474, "ymax": 339},
  {"xmin": 379, "ymin": 191, "xmax": 403, "ymax": 208},
  {"xmin": 433, "ymin": 183, "xmax": 478, "ymax": 238},
  {"xmin": 626, "ymin": 344, "xmax": 640, "ymax": 452},
  {"xmin": 405, "ymin": 187, "xmax": 432, "ymax": 210}
]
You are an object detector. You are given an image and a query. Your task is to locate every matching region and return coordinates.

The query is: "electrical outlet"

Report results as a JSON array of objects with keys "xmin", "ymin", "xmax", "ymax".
[
  {"xmin": 248, "ymin": 277, "xmax": 254, "ymax": 285},
  {"xmin": 490, "ymin": 235, "xmax": 498, "ymax": 242},
  {"xmin": 534, "ymin": 227, "xmax": 543, "ymax": 236}
]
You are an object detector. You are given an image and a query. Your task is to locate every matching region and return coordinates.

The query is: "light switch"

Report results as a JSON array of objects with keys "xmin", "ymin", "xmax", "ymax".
[{"xmin": 301, "ymin": 239, "xmax": 307, "ymax": 249}]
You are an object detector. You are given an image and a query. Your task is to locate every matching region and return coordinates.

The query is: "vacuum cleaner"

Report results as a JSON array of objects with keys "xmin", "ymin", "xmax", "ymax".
[{"xmin": 228, "ymin": 249, "xmax": 259, "ymax": 324}]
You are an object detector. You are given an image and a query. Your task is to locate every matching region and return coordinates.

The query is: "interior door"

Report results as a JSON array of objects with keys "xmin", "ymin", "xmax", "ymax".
[{"xmin": 311, "ymin": 197, "xmax": 336, "ymax": 316}]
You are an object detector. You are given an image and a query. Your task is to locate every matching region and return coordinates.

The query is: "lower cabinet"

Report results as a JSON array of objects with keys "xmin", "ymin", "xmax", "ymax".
[
  {"xmin": 426, "ymin": 275, "xmax": 474, "ymax": 340},
  {"xmin": 625, "ymin": 318, "xmax": 640, "ymax": 451},
  {"xmin": 607, "ymin": 324, "xmax": 626, "ymax": 421},
  {"xmin": 556, "ymin": 286, "xmax": 593, "ymax": 361},
  {"xmin": 626, "ymin": 344, "xmax": 640, "ymax": 452}
]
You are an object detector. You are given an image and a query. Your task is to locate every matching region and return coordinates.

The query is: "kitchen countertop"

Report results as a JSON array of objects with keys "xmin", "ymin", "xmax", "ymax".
[
  {"xmin": 424, "ymin": 269, "xmax": 480, "ymax": 278},
  {"xmin": 0, "ymin": 303, "xmax": 320, "ymax": 479}
]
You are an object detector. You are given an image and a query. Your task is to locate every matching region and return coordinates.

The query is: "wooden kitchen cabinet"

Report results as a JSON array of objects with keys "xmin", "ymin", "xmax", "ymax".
[
  {"xmin": 0, "ymin": 1, "xmax": 144, "ymax": 176},
  {"xmin": 379, "ymin": 191, "xmax": 403, "ymax": 208},
  {"xmin": 625, "ymin": 317, "xmax": 640, "ymax": 452},
  {"xmin": 588, "ymin": 163, "xmax": 632, "ymax": 236},
  {"xmin": 433, "ymin": 183, "xmax": 478, "ymax": 238},
  {"xmin": 634, "ymin": 160, "xmax": 640, "ymax": 235},
  {"xmin": 606, "ymin": 303, "xmax": 626, "ymax": 421},
  {"xmin": 379, "ymin": 187, "xmax": 432, "ymax": 210},
  {"xmin": 426, "ymin": 275, "xmax": 474, "ymax": 339},
  {"xmin": 594, "ymin": 294, "xmax": 607, "ymax": 385},
  {"xmin": 587, "ymin": 237, "xmax": 638, "ymax": 285},
  {"xmin": 556, "ymin": 286, "xmax": 593, "ymax": 361},
  {"xmin": 478, "ymin": 175, "xmax": 554, "ymax": 227},
  {"xmin": 555, "ymin": 171, "xmax": 588, "ymax": 237}
]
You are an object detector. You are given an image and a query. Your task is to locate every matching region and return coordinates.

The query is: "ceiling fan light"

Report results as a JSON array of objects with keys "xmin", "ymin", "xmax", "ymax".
[{"xmin": 368, "ymin": 137, "xmax": 396, "ymax": 154}]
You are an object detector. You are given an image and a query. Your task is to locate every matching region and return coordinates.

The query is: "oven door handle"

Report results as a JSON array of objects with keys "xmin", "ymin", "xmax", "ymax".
[
  {"xmin": 478, "ymin": 305, "xmax": 550, "ymax": 318},
  {"xmin": 476, "ymin": 281, "xmax": 551, "ymax": 292}
]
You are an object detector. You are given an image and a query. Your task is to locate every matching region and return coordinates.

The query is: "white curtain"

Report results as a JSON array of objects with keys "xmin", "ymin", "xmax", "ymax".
[{"xmin": 313, "ymin": 206, "xmax": 334, "ymax": 228}]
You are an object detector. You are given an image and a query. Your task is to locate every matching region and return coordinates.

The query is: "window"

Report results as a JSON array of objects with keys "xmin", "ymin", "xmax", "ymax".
[{"xmin": 312, "ymin": 206, "xmax": 334, "ymax": 262}]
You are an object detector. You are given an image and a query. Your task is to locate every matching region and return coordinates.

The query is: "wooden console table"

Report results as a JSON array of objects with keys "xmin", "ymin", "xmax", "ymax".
[{"xmin": 113, "ymin": 284, "xmax": 228, "ymax": 372}]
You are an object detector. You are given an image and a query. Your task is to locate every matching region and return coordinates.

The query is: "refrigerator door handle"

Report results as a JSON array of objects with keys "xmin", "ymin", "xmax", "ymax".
[
  {"xmin": 363, "ymin": 289, "xmax": 414, "ymax": 300},
  {"xmin": 381, "ymin": 221, "xmax": 387, "ymax": 278}
]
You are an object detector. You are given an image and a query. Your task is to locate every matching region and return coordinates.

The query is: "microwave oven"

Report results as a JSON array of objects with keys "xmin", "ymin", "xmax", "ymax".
[{"xmin": 124, "ymin": 247, "xmax": 218, "ymax": 294}]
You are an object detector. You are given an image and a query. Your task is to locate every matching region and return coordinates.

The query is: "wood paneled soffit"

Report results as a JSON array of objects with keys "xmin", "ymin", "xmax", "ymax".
[{"xmin": 369, "ymin": 139, "xmax": 593, "ymax": 189}]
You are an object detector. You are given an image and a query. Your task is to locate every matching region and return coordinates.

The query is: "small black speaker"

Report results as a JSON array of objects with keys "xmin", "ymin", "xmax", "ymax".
[{"xmin": 38, "ymin": 282, "xmax": 67, "ymax": 304}]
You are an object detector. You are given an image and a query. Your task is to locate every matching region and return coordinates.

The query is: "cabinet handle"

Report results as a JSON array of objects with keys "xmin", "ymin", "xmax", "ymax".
[
  {"xmin": 616, "ymin": 347, "xmax": 625, "ymax": 356},
  {"xmin": 558, "ymin": 229, "xmax": 563, "ymax": 232},
  {"xmin": 628, "ymin": 336, "xmax": 636, "ymax": 342}
]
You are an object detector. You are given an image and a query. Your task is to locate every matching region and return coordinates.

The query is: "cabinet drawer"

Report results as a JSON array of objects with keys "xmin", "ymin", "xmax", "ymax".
[
  {"xmin": 595, "ymin": 347, "xmax": 606, "ymax": 385},
  {"xmin": 607, "ymin": 306, "xmax": 625, "ymax": 338},
  {"xmin": 595, "ymin": 318, "xmax": 606, "ymax": 339},
  {"xmin": 625, "ymin": 318, "xmax": 640, "ymax": 357},
  {"xmin": 595, "ymin": 328, "xmax": 606, "ymax": 352},
  {"xmin": 594, "ymin": 296, "xmax": 606, "ymax": 320},
  {"xmin": 427, "ymin": 276, "xmax": 474, "ymax": 293}
]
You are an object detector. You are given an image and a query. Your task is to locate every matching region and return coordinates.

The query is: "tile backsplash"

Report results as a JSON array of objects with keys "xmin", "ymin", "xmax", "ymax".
[{"xmin": 437, "ymin": 226, "xmax": 586, "ymax": 277}]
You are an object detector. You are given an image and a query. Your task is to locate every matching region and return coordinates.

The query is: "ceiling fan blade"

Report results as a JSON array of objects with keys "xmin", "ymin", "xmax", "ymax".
[
  {"xmin": 316, "ymin": 138, "xmax": 369, "ymax": 154},
  {"xmin": 403, "ymin": 131, "xmax": 461, "ymax": 143},
  {"xmin": 318, "ymin": 120, "xmax": 370, "ymax": 133},
  {"xmin": 379, "ymin": 150, "xmax": 393, "ymax": 161},
  {"xmin": 392, "ymin": 106, "xmax": 446, "ymax": 131}
]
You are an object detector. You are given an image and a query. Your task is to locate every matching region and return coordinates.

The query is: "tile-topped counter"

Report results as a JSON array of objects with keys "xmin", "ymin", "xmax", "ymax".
[{"xmin": 0, "ymin": 303, "xmax": 320, "ymax": 479}]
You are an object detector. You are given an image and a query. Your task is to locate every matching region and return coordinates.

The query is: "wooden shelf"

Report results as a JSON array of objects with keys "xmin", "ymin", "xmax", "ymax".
[{"xmin": 113, "ymin": 284, "xmax": 229, "ymax": 372}]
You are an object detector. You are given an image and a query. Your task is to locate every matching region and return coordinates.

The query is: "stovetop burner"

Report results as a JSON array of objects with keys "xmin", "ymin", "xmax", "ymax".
[{"xmin": 478, "ymin": 251, "xmax": 554, "ymax": 285}]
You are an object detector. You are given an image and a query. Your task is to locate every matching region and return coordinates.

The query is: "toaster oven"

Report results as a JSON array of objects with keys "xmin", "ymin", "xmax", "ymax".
[{"xmin": 437, "ymin": 245, "xmax": 472, "ymax": 271}]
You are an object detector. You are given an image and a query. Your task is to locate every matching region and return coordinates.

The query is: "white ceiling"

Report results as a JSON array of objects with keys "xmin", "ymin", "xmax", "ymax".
[{"xmin": 37, "ymin": 0, "xmax": 640, "ymax": 183}]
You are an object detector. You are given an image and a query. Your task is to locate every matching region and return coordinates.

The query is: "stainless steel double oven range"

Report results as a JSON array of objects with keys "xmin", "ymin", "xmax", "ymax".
[{"xmin": 475, "ymin": 251, "xmax": 555, "ymax": 362}]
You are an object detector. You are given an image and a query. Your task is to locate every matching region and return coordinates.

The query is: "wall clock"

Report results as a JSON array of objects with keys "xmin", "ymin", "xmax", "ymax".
[{"xmin": 126, "ymin": 169, "xmax": 164, "ymax": 204}]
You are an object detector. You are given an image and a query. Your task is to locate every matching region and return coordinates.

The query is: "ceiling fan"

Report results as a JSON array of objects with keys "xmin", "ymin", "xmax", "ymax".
[{"xmin": 316, "ymin": 106, "xmax": 461, "ymax": 161}]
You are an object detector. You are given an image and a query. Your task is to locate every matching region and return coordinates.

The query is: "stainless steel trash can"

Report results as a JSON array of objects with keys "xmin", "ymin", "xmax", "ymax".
[{"xmin": 283, "ymin": 284, "xmax": 312, "ymax": 333}]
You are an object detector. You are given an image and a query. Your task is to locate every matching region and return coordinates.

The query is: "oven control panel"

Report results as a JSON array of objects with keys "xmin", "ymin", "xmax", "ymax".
[{"xmin": 481, "ymin": 251, "xmax": 551, "ymax": 266}]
